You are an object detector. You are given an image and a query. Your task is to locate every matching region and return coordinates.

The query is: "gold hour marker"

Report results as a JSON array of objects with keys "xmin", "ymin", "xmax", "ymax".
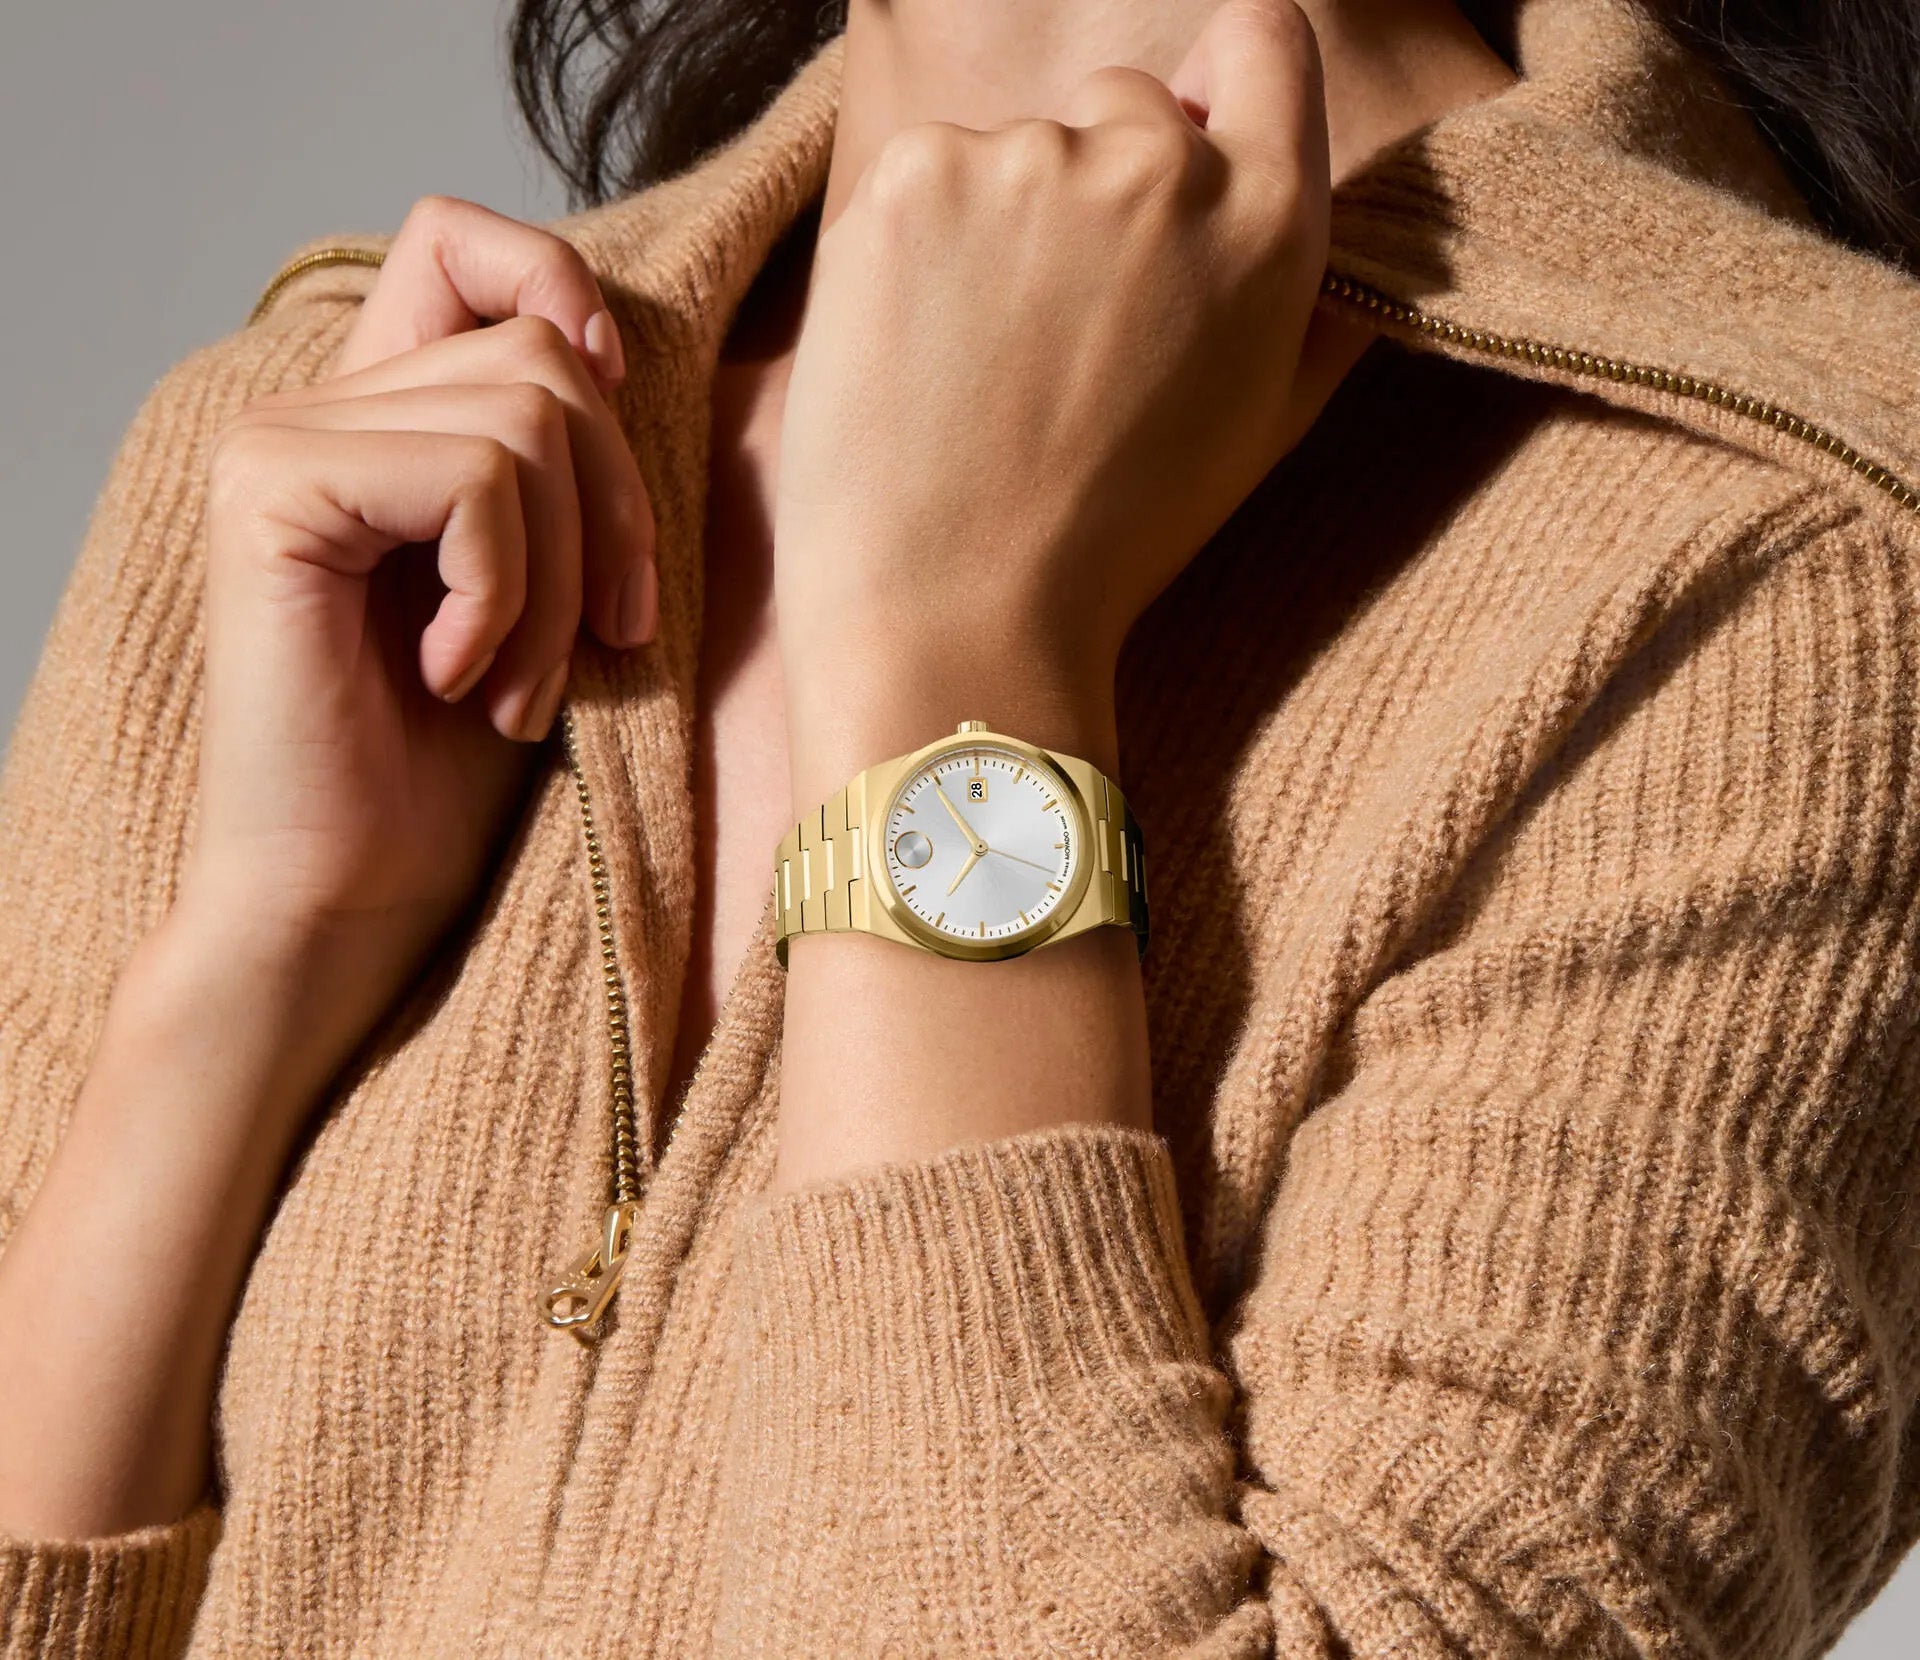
[
  {"xmin": 1013, "ymin": 765, "xmax": 1026, "ymax": 783},
  {"xmin": 900, "ymin": 884, "xmax": 916, "ymax": 896},
  {"xmin": 1053, "ymin": 841, "xmax": 1064, "ymax": 849},
  {"xmin": 934, "ymin": 912, "xmax": 945, "ymax": 928},
  {"xmin": 1046, "ymin": 881, "xmax": 1062, "ymax": 892},
  {"xmin": 978, "ymin": 921, "xmax": 986, "ymax": 937},
  {"xmin": 1018, "ymin": 910, "xmax": 1029, "ymax": 926},
  {"xmin": 1041, "ymin": 797, "xmax": 1057, "ymax": 812}
]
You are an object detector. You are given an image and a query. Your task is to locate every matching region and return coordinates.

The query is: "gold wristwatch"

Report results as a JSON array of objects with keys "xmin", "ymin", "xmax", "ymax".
[{"xmin": 773, "ymin": 721, "xmax": 1148, "ymax": 966}]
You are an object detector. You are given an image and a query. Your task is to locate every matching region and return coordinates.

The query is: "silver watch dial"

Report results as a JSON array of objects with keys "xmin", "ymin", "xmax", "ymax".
[{"xmin": 881, "ymin": 744, "xmax": 1080, "ymax": 944}]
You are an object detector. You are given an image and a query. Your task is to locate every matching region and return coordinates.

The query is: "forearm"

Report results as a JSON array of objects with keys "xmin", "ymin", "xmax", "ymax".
[
  {"xmin": 731, "ymin": 654, "xmax": 1229, "ymax": 1646},
  {"xmin": 773, "ymin": 654, "xmax": 1152, "ymax": 1196},
  {"xmin": 0, "ymin": 900, "xmax": 362, "ymax": 1536}
]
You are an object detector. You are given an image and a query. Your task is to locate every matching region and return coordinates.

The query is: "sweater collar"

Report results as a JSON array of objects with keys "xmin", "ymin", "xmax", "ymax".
[
  {"xmin": 549, "ymin": 0, "xmax": 1920, "ymax": 1170},
  {"xmin": 556, "ymin": 0, "xmax": 1920, "ymax": 521},
  {"xmin": 1326, "ymin": 0, "xmax": 1920, "ymax": 518}
]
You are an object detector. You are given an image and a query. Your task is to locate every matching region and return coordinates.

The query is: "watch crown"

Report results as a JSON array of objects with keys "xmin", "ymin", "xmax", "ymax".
[{"xmin": 957, "ymin": 720, "xmax": 988, "ymax": 734}]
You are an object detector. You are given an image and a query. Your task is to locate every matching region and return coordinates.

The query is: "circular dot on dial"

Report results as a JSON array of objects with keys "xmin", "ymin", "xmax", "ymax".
[{"xmin": 894, "ymin": 829, "xmax": 933, "ymax": 869}]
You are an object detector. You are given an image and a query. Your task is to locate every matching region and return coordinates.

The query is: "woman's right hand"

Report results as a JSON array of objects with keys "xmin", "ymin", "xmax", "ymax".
[{"xmin": 185, "ymin": 197, "xmax": 656, "ymax": 1058}]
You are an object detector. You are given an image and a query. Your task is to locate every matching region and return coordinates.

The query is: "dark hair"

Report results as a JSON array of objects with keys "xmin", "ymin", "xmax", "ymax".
[
  {"xmin": 509, "ymin": 0, "xmax": 847, "ymax": 207},
  {"xmin": 1648, "ymin": 0, "xmax": 1920, "ymax": 270},
  {"xmin": 509, "ymin": 0, "xmax": 1920, "ymax": 273}
]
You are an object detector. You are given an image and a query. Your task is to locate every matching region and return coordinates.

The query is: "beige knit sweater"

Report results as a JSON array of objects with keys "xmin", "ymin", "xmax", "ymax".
[{"xmin": 6, "ymin": 0, "xmax": 1920, "ymax": 1654}]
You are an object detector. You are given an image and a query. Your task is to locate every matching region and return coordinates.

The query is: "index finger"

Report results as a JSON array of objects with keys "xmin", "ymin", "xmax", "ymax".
[
  {"xmin": 333, "ymin": 195, "xmax": 626, "ymax": 388},
  {"xmin": 1170, "ymin": 0, "xmax": 1327, "ymax": 170}
]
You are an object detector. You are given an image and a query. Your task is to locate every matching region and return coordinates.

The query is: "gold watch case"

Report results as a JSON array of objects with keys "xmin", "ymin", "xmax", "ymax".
[{"xmin": 861, "ymin": 725, "xmax": 1098, "ymax": 963}]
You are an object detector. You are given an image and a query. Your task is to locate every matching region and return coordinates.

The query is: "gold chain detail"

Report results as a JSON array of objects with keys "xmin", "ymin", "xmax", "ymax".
[
  {"xmin": 247, "ymin": 245, "xmax": 388, "ymax": 325},
  {"xmin": 1320, "ymin": 273, "xmax": 1920, "ymax": 515},
  {"xmin": 538, "ymin": 714, "xmax": 646, "ymax": 1336},
  {"xmin": 560, "ymin": 710, "xmax": 642, "ymax": 1208}
]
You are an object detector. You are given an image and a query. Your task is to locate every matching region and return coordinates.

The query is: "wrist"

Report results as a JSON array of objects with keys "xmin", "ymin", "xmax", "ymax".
[
  {"xmin": 783, "ymin": 632, "xmax": 1120, "ymax": 813},
  {"xmin": 119, "ymin": 888, "xmax": 412, "ymax": 1132}
]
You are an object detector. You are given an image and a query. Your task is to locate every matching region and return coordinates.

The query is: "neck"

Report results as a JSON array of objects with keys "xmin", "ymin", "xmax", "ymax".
[{"xmin": 823, "ymin": 0, "xmax": 1516, "ymax": 223}]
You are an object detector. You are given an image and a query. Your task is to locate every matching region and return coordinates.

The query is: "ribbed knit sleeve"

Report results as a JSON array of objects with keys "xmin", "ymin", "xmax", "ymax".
[
  {"xmin": 716, "ymin": 500, "xmax": 1920, "ymax": 1658},
  {"xmin": 0, "ymin": 286, "xmax": 361, "ymax": 1656},
  {"xmin": 0, "ymin": 1507, "xmax": 220, "ymax": 1660}
]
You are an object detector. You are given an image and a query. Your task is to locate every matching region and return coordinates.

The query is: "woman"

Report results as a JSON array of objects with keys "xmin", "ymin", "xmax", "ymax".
[{"xmin": 2, "ymin": 0, "xmax": 1918, "ymax": 1651}]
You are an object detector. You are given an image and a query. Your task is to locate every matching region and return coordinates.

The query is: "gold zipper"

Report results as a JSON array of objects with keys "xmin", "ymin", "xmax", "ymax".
[
  {"xmin": 537, "ymin": 710, "xmax": 646, "ymax": 1333},
  {"xmin": 1321, "ymin": 273, "xmax": 1920, "ymax": 515},
  {"xmin": 245, "ymin": 245, "xmax": 648, "ymax": 1332},
  {"xmin": 251, "ymin": 245, "xmax": 1920, "ymax": 1337}
]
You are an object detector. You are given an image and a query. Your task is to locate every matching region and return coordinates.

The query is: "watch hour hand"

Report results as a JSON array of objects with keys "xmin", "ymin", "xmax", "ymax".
[
  {"xmin": 947, "ymin": 848, "xmax": 982, "ymax": 895},
  {"xmin": 935, "ymin": 785, "xmax": 988, "ymax": 854}
]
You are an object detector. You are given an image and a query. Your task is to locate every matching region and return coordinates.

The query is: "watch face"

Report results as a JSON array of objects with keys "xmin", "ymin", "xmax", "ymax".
[{"xmin": 881, "ymin": 743, "xmax": 1082, "ymax": 946}]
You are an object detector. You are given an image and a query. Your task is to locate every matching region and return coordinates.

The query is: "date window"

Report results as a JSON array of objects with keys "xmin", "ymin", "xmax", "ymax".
[{"xmin": 966, "ymin": 777, "xmax": 987, "ymax": 804}]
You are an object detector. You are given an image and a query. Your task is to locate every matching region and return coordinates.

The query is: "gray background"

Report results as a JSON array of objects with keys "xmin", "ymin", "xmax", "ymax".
[
  {"xmin": 0, "ymin": 5, "xmax": 1915, "ymax": 1653},
  {"xmin": 0, "ymin": 2, "xmax": 566, "ymax": 725}
]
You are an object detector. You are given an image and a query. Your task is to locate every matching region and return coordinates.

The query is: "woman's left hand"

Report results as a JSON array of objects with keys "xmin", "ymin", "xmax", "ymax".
[{"xmin": 777, "ymin": 0, "xmax": 1339, "ymax": 797}]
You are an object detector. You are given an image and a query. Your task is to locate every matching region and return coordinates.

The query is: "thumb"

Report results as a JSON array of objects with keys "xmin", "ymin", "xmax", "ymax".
[{"xmin": 1169, "ymin": 0, "xmax": 1328, "ymax": 169}]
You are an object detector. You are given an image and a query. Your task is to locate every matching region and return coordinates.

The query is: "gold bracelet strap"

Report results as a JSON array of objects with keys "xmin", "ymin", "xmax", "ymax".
[
  {"xmin": 772, "ymin": 781, "xmax": 866, "ymax": 968},
  {"xmin": 1093, "ymin": 776, "xmax": 1150, "ymax": 959}
]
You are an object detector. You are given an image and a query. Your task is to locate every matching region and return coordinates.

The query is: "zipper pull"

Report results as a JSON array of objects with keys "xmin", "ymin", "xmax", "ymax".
[{"xmin": 540, "ymin": 1201, "xmax": 642, "ymax": 1331}]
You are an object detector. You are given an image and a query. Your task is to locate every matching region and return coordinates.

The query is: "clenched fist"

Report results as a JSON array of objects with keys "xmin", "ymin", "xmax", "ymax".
[
  {"xmin": 777, "ymin": 0, "xmax": 1341, "ymax": 799},
  {"xmin": 189, "ymin": 199, "xmax": 655, "ymax": 1045}
]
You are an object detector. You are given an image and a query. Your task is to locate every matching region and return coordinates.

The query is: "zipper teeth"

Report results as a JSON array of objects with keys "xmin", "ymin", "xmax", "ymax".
[
  {"xmin": 247, "ymin": 246, "xmax": 388, "ymax": 326},
  {"xmin": 560, "ymin": 710, "xmax": 642, "ymax": 1207},
  {"xmin": 1321, "ymin": 272, "xmax": 1920, "ymax": 514}
]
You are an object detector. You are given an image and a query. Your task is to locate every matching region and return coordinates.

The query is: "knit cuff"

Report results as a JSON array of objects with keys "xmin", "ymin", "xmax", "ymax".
[
  {"xmin": 718, "ymin": 1125, "xmax": 1256, "ymax": 1655},
  {"xmin": 0, "ymin": 1502, "xmax": 219, "ymax": 1660},
  {"xmin": 733, "ymin": 1121, "xmax": 1212, "ymax": 1405}
]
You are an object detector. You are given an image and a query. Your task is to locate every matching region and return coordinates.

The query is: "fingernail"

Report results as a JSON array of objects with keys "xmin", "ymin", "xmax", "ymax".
[
  {"xmin": 443, "ymin": 649, "xmax": 495, "ymax": 703},
  {"xmin": 617, "ymin": 560, "xmax": 658, "ymax": 646},
  {"xmin": 519, "ymin": 658, "xmax": 571, "ymax": 742},
  {"xmin": 583, "ymin": 309, "xmax": 626, "ymax": 384}
]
